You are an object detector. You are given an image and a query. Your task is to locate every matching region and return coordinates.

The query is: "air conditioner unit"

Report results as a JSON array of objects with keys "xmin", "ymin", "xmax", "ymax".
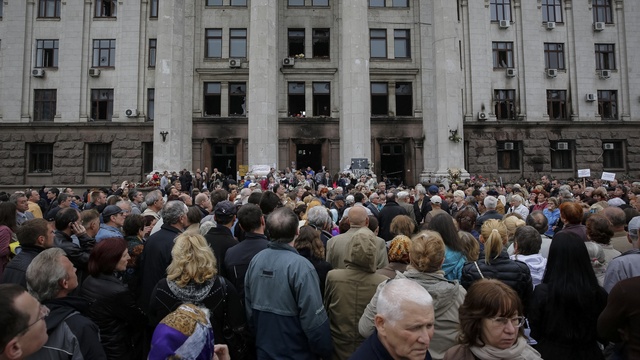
[
  {"xmin": 556, "ymin": 142, "xmax": 569, "ymax": 150},
  {"xmin": 599, "ymin": 69, "xmax": 611, "ymax": 79},
  {"xmin": 499, "ymin": 20, "xmax": 510, "ymax": 29},
  {"xmin": 88, "ymin": 68, "xmax": 101, "ymax": 77},
  {"xmin": 125, "ymin": 109, "xmax": 139, "ymax": 117},
  {"xmin": 506, "ymin": 68, "xmax": 517, "ymax": 77},
  {"xmin": 586, "ymin": 93, "xmax": 597, "ymax": 102},
  {"xmin": 477, "ymin": 112, "xmax": 488, "ymax": 121},
  {"xmin": 282, "ymin": 57, "xmax": 295, "ymax": 66},
  {"xmin": 32, "ymin": 69, "xmax": 45, "ymax": 77},
  {"xmin": 603, "ymin": 143, "xmax": 615, "ymax": 150},
  {"xmin": 594, "ymin": 22, "xmax": 606, "ymax": 31},
  {"xmin": 504, "ymin": 142, "xmax": 514, "ymax": 150},
  {"xmin": 546, "ymin": 22, "xmax": 556, "ymax": 30},
  {"xmin": 229, "ymin": 59, "xmax": 241, "ymax": 68},
  {"xmin": 547, "ymin": 69, "xmax": 558, "ymax": 78}
]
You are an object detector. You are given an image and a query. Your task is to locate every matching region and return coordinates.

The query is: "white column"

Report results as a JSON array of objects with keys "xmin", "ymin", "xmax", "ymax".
[
  {"xmin": 339, "ymin": 0, "xmax": 371, "ymax": 170},
  {"xmin": 248, "ymin": 0, "xmax": 278, "ymax": 168}
]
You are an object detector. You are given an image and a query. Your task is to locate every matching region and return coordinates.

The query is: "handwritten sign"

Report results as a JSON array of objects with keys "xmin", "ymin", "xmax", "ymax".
[
  {"xmin": 601, "ymin": 172, "xmax": 616, "ymax": 182},
  {"xmin": 577, "ymin": 169, "xmax": 591, "ymax": 178}
]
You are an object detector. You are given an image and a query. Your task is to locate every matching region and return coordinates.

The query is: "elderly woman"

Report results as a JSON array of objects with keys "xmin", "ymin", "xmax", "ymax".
[
  {"xmin": 586, "ymin": 213, "xmax": 620, "ymax": 264},
  {"xmin": 148, "ymin": 232, "xmax": 248, "ymax": 358},
  {"xmin": 360, "ymin": 231, "xmax": 466, "ymax": 360},
  {"xmin": 444, "ymin": 279, "xmax": 542, "ymax": 360},
  {"xmin": 305, "ymin": 205, "xmax": 334, "ymax": 247},
  {"xmin": 80, "ymin": 237, "xmax": 146, "ymax": 360},
  {"xmin": 461, "ymin": 219, "xmax": 533, "ymax": 310},
  {"xmin": 556, "ymin": 201, "xmax": 588, "ymax": 241},
  {"xmin": 122, "ymin": 214, "xmax": 146, "ymax": 298},
  {"xmin": 542, "ymin": 197, "xmax": 560, "ymax": 237},
  {"xmin": 376, "ymin": 235, "xmax": 411, "ymax": 279},
  {"xmin": 532, "ymin": 191, "xmax": 549, "ymax": 211}
]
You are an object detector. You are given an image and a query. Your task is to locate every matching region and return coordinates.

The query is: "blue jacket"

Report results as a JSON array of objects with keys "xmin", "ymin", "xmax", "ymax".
[
  {"xmin": 95, "ymin": 224, "xmax": 123, "ymax": 242},
  {"xmin": 350, "ymin": 329, "xmax": 432, "ymax": 360},
  {"xmin": 442, "ymin": 247, "xmax": 466, "ymax": 281},
  {"xmin": 245, "ymin": 242, "xmax": 332, "ymax": 360}
]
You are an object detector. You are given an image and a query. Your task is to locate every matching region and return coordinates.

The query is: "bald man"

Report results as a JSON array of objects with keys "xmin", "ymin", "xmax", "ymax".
[{"xmin": 326, "ymin": 206, "xmax": 388, "ymax": 270}]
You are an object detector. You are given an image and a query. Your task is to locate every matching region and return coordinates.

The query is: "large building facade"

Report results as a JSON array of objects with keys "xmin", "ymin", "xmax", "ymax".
[{"xmin": 0, "ymin": 0, "xmax": 637, "ymax": 187}]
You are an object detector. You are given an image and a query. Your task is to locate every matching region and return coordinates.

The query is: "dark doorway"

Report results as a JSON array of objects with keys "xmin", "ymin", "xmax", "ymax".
[
  {"xmin": 211, "ymin": 143, "xmax": 236, "ymax": 178},
  {"xmin": 296, "ymin": 144, "xmax": 322, "ymax": 172},
  {"xmin": 380, "ymin": 143, "xmax": 405, "ymax": 186}
]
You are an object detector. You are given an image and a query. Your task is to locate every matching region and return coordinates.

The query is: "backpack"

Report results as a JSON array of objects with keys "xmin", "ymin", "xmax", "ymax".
[{"xmin": 29, "ymin": 312, "xmax": 83, "ymax": 360}]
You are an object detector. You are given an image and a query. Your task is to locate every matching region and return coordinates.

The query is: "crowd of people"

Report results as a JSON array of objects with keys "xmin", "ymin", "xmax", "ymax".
[{"xmin": 1, "ymin": 166, "xmax": 640, "ymax": 360}]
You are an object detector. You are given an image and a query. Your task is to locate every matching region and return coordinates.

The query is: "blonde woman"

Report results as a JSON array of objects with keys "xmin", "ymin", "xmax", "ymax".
[
  {"xmin": 148, "ymin": 232, "xmax": 248, "ymax": 358},
  {"xmin": 461, "ymin": 219, "xmax": 533, "ymax": 310}
]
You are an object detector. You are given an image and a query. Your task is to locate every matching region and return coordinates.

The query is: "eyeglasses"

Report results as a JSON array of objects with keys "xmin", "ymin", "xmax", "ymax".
[
  {"xmin": 490, "ymin": 316, "xmax": 525, "ymax": 328},
  {"xmin": 19, "ymin": 305, "xmax": 49, "ymax": 335}
]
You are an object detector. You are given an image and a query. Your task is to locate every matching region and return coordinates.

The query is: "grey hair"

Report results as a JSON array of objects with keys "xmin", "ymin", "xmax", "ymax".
[
  {"xmin": 162, "ymin": 200, "xmax": 188, "ymax": 225},
  {"xmin": 9, "ymin": 192, "xmax": 26, "ymax": 205},
  {"xmin": 26, "ymin": 248, "xmax": 68, "ymax": 302},
  {"xmin": 584, "ymin": 241, "xmax": 606, "ymax": 267},
  {"xmin": 416, "ymin": 185, "xmax": 426, "ymax": 195},
  {"xmin": 511, "ymin": 194, "xmax": 524, "ymax": 204},
  {"xmin": 484, "ymin": 196, "xmax": 498, "ymax": 209},
  {"xmin": 397, "ymin": 191, "xmax": 409, "ymax": 200},
  {"xmin": 199, "ymin": 221, "xmax": 216, "ymax": 236},
  {"xmin": 558, "ymin": 189, "xmax": 573, "ymax": 200},
  {"xmin": 145, "ymin": 190, "xmax": 163, "ymax": 206},
  {"xmin": 307, "ymin": 206, "xmax": 330, "ymax": 228},
  {"xmin": 377, "ymin": 278, "xmax": 433, "ymax": 324}
]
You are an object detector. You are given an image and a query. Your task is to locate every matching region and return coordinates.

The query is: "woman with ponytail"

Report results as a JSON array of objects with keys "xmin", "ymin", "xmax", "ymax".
[{"xmin": 461, "ymin": 219, "xmax": 533, "ymax": 310}]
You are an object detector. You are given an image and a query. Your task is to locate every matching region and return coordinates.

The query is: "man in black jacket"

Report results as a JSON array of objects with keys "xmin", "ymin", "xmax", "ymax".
[
  {"xmin": 26, "ymin": 248, "xmax": 107, "ymax": 359},
  {"xmin": 138, "ymin": 200, "xmax": 188, "ymax": 311},
  {"xmin": 204, "ymin": 201, "xmax": 239, "ymax": 278},
  {"xmin": 52, "ymin": 208, "xmax": 95, "ymax": 283},
  {"xmin": 1, "ymin": 219, "xmax": 54, "ymax": 288},
  {"xmin": 377, "ymin": 192, "xmax": 408, "ymax": 241}
]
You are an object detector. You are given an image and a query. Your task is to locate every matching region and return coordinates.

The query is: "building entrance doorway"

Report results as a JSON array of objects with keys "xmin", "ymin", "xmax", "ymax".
[
  {"xmin": 380, "ymin": 143, "xmax": 405, "ymax": 186},
  {"xmin": 211, "ymin": 143, "xmax": 236, "ymax": 177},
  {"xmin": 296, "ymin": 144, "xmax": 322, "ymax": 172}
]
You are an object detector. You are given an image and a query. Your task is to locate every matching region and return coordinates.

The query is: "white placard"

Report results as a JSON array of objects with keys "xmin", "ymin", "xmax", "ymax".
[
  {"xmin": 249, "ymin": 165, "xmax": 271, "ymax": 177},
  {"xmin": 577, "ymin": 169, "xmax": 591, "ymax": 178},
  {"xmin": 601, "ymin": 172, "xmax": 616, "ymax": 182}
]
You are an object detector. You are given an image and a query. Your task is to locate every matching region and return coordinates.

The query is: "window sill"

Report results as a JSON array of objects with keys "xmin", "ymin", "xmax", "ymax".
[
  {"xmin": 36, "ymin": 17, "xmax": 61, "ymax": 21},
  {"xmin": 92, "ymin": 66, "xmax": 115, "ymax": 69},
  {"xmin": 86, "ymin": 172, "xmax": 112, "ymax": 176},
  {"xmin": 93, "ymin": 17, "xmax": 117, "ymax": 20},
  {"xmin": 27, "ymin": 172, "xmax": 53, "ymax": 176}
]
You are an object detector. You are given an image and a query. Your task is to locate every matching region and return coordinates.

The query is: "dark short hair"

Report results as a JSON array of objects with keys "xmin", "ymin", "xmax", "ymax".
[
  {"xmin": 55, "ymin": 208, "xmax": 79, "ymax": 231},
  {"xmin": 88, "ymin": 237, "xmax": 128, "ymax": 276},
  {"xmin": 123, "ymin": 214, "xmax": 145, "ymax": 237},
  {"xmin": 247, "ymin": 192, "xmax": 262, "ymax": 205},
  {"xmin": 0, "ymin": 284, "xmax": 30, "ymax": 350},
  {"xmin": 128, "ymin": 189, "xmax": 139, "ymax": 202},
  {"xmin": 57, "ymin": 193, "xmax": 70, "ymax": 203},
  {"xmin": 48, "ymin": 187, "xmax": 60, "ymax": 197},
  {"xmin": 259, "ymin": 191, "xmax": 281, "ymax": 215},
  {"xmin": 210, "ymin": 190, "xmax": 229, "ymax": 207},
  {"xmin": 526, "ymin": 211, "xmax": 548, "ymax": 235},
  {"xmin": 16, "ymin": 218, "xmax": 49, "ymax": 247},
  {"xmin": 237, "ymin": 204, "xmax": 263, "ymax": 233},
  {"xmin": 354, "ymin": 192, "xmax": 365, "ymax": 203},
  {"xmin": 186, "ymin": 206, "xmax": 203, "ymax": 225},
  {"xmin": 266, "ymin": 207, "xmax": 299, "ymax": 243},
  {"xmin": 586, "ymin": 214, "xmax": 614, "ymax": 245},
  {"xmin": 514, "ymin": 226, "xmax": 542, "ymax": 255},
  {"xmin": 367, "ymin": 215, "xmax": 378, "ymax": 232}
]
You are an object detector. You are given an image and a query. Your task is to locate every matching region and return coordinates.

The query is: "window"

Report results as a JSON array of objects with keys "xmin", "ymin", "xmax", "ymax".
[
  {"xmin": 371, "ymin": 82, "xmax": 388, "ymax": 116},
  {"xmin": 312, "ymin": 29, "xmax": 330, "ymax": 58},
  {"xmin": 544, "ymin": 43, "xmax": 565, "ymax": 69},
  {"xmin": 312, "ymin": 0, "xmax": 329, "ymax": 6},
  {"xmin": 148, "ymin": 39, "xmax": 157, "ymax": 67},
  {"xmin": 29, "ymin": 144, "xmax": 53, "ymax": 173},
  {"xmin": 90, "ymin": 89, "xmax": 114, "ymax": 121},
  {"xmin": 497, "ymin": 141, "xmax": 520, "ymax": 171},
  {"xmin": 229, "ymin": 83, "xmax": 246, "ymax": 116},
  {"xmin": 206, "ymin": 0, "xmax": 223, "ymax": 5},
  {"xmin": 229, "ymin": 29, "xmax": 247, "ymax": 58},
  {"xmin": 395, "ymin": 82, "xmax": 412, "ymax": 116},
  {"xmin": 0, "ymin": 1, "xmax": 2, "ymax": 17},
  {"xmin": 230, "ymin": 0, "xmax": 247, "ymax": 6},
  {"xmin": 95, "ymin": 0, "xmax": 116, "ymax": 17},
  {"xmin": 492, "ymin": 42, "xmax": 513, "ymax": 68},
  {"xmin": 598, "ymin": 90, "xmax": 617, "ymax": 120},
  {"xmin": 38, "ymin": 0, "xmax": 61, "ymax": 18},
  {"xmin": 35, "ymin": 40, "xmax": 59, "ymax": 68},
  {"xmin": 313, "ymin": 82, "xmax": 330, "ymax": 116},
  {"xmin": 288, "ymin": 0, "xmax": 304, "ymax": 5},
  {"xmin": 34, "ymin": 89, "xmax": 57, "ymax": 122},
  {"xmin": 542, "ymin": 0, "xmax": 562, "ymax": 23},
  {"xmin": 595, "ymin": 44, "xmax": 615, "ymax": 70},
  {"xmin": 142, "ymin": 142, "xmax": 154, "ymax": 174},
  {"xmin": 593, "ymin": 0, "xmax": 613, "ymax": 24},
  {"xmin": 88, "ymin": 143, "xmax": 111, "ymax": 173},
  {"xmin": 147, "ymin": 89, "xmax": 155, "ymax": 121},
  {"xmin": 92, "ymin": 39, "xmax": 116, "ymax": 67},
  {"xmin": 150, "ymin": 0, "xmax": 158, "ymax": 18},
  {"xmin": 550, "ymin": 140, "xmax": 573, "ymax": 170},
  {"xmin": 288, "ymin": 82, "xmax": 305, "ymax": 117},
  {"xmin": 546, "ymin": 90, "xmax": 568, "ymax": 120},
  {"xmin": 204, "ymin": 83, "xmax": 221, "ymax": 116},
  {"xmin": 369, "ymin": 0, "xmax": 385, "ymax": 7},
  {"xmin": 602, "ymin": 141, "xmax": 624, "ymax": 169},
  {"xmin": 490, "ymin": 0, "xmax": 511, "ymax": 22},
  {"xmin": 394, "ymin": 30, "xmax": 410, "ymax": 58},
  {"xmin": 370, "ymin": 29, "xmax": 387, "ymax": 58},
  {"xmin": 288, "ymin": 29, "xmax": 305, "ymax": 57},
  {"xmin": 205, "ymin": 29, "xmax": 222, "ymax": 58},
  {"xmin": 494, "ymin": 89, "xmax": 516, "ymax": 120},
  {"xmin": 392, "ymin": 0, "xmax": 408, "ymax": 7}
]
